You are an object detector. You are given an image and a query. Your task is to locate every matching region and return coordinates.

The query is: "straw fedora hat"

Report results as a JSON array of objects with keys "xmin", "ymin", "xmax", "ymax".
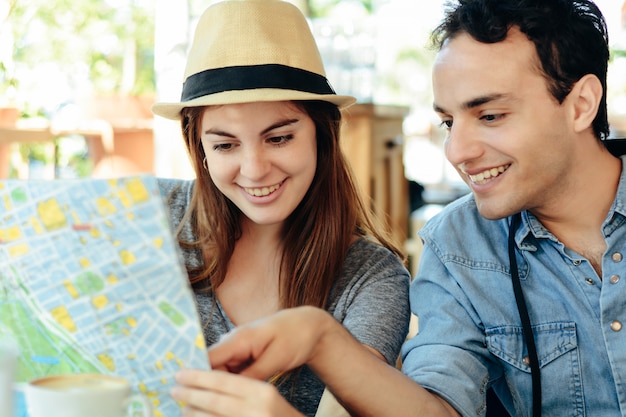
[{"xmin": 152, "ymin": 0, "xmax": 356, "ymax": 120}]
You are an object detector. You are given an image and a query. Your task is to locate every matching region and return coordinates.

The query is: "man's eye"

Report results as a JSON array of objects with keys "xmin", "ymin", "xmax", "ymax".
[
  {"xmin": 481, "ymin": 114, "xmax": 503, "ymax": 122},
  {"xmin": 439, "ymin": 120, "xmax": 453, "ymax": 129}
]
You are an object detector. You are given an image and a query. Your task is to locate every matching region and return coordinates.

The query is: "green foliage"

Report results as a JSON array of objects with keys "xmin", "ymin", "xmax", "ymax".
[
  {"xmin": 4, "ymin": 0, "xmax": 155, "ymax": 96},
  {"xmin": 19, "ymin": 143, "xmax": 51, "ymax": 164},
  {"xmin": 611, "ymin": 48, "xmax": 626, "ymax": 61},
  {"xmin": 0, "ymin": 61, "xmax": 18, "ymax": 101},
  {"xmin": 396, "ymin": 48, "xmax": 434, "ymax": 67}
]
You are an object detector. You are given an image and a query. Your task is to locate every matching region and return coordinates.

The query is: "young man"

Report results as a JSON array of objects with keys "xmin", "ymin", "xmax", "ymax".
[{"xmin": 176, "ymin": 1, "xmax": 626, "ymax": 416}]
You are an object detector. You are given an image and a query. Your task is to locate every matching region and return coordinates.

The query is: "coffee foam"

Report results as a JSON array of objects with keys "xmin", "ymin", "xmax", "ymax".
[{"xmin": 32, "ymin": 375, "xmax": 126, "ymax": 391}]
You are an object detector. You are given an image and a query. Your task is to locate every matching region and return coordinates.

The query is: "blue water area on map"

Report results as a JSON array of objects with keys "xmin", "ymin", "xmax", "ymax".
[{"xmin": 30, "ymin": 355, "xmax": 60, "ymax": 365}]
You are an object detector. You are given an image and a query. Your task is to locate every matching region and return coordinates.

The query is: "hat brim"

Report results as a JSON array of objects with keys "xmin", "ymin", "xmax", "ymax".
[{"xmin": 152, "ymin": 89, "xmax": 356, "ymax": 120}]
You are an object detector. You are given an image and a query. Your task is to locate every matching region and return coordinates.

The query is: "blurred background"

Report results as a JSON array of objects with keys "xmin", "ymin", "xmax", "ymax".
[{"xmin": 2, "ymin": 0, "xmax": 626, "ymax": 267}]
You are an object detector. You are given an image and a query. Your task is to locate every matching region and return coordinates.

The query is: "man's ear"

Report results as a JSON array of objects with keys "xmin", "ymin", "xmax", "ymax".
[{"xmin": 570, "ymin": 73, "xmax": 603, "ymax": 134}]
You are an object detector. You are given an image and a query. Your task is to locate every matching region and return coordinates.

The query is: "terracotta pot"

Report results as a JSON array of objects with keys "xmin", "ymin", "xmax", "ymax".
[
  {"xmin": 76, "ymin": 95, "xmax": 155, "ymax": 177},
  {"xmin": 0, "ymin": 106, "xmax": 19, "ymax": 127},
  {"xmin": 0, "ymin": 106, "xmax": 20, "ymax": 178}
]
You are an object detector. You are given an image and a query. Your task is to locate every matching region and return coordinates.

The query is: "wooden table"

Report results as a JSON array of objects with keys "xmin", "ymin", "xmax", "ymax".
[{"xmin": 0, "ymin": 120, "xmax": 114, "ymax": 179}]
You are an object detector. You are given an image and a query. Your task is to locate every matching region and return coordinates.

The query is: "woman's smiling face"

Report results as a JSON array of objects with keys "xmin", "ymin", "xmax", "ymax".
[{"xmin": 200, "ymin": 101, "xmax": 317, "ymax": 227}]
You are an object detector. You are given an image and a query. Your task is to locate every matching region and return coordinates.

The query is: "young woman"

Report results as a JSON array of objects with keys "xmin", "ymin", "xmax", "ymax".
[{"xmin": 151, "ymin": 1, "xmax": 410, "ymax": 416}]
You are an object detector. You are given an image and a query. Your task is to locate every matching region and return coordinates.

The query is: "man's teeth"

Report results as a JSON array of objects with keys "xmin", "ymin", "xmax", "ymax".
[
  {"xmin": 245, "ymin": 183, "xmax": 280, "ymax": 196},
  {"xmin": 468, "ymin": 165, "xmax": 509, "ymax": 183}
]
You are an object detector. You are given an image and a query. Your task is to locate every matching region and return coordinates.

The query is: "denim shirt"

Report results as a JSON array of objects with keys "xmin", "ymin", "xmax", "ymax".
[{"xmin": 402, "ymin": 156, "xmax": 626, "ymax": 417}]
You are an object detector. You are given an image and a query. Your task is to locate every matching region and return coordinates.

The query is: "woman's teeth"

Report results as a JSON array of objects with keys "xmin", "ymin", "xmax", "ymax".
[{"xmin": 244, "ymin": 183, "xmax": 281, "ymax": 196}]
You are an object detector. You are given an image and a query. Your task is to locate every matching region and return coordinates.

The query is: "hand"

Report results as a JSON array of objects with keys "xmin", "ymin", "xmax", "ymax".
[
  {"xmin": 207, "ymin": 306, "xmax": 335, "ymax": 381},
  {"xmin": 171, "ymin": 369, "xmax": 304, "ymax": 417}
]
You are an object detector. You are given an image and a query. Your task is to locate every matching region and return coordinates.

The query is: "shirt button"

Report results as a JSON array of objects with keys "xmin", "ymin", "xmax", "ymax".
[
  {"xmin": 612, "ymin": 253, "xmax": 623, "ymax": 263},
  {"xmin": 573, "ymin": 259, "xmax": 582, "ymax": 266},
  {"xmin": 585, "ymin": 278, "xmax": 594, "ymax": 285},
  {"xmin": 611, "ymin": 321, "xmax": 623, "ymax": 332},
  {"xmin": 523, "ymin": 356, "xmax": 530, "ymax": 365},
  {"xmin": 610, "ymin": 275, "xmax": 620, "ymax": 284}
]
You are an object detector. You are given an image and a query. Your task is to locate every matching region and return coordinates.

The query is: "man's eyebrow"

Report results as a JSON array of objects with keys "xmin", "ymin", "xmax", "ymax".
[
  {"xmin": 433, "ymin": 93, "xmax": 509, "ymax": 114},
  {"xmin": 204, "ymin": 118, "xmax": 300, "ymax": 137}
]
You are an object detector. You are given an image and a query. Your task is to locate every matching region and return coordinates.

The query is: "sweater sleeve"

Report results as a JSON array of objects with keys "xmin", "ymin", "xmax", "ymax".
[
  {"xmin": 157, "ymin": 178, "xmax": 203, "ymax": 272},
  {"xmin": 328, "ymin": 239, "xmax": 411, "ymax": 365}
]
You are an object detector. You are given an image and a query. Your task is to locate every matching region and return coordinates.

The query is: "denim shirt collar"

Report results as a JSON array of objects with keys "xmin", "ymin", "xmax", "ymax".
[
  {"xmin": 604, "ymin": 155, "xmax": 626, "ymax": 236},
  {"xmin": 512, "ymin": 155, "xmax": 626, "ymax": 249}
]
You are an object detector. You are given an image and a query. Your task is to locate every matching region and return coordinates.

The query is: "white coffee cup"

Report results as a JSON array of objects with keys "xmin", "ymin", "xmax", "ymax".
[
  {"xmin": 0, "ymin": 338, "xmax": 18, "ymax": 417},
  {"xmin": 25, "ymin": 373, "xmax": 153, "ymax": 417}
]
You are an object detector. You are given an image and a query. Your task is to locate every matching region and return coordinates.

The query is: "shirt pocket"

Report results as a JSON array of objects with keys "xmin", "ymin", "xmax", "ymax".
[{"xmin": 486, "ymin": 322, "xmax": 584, "ymax": 417}]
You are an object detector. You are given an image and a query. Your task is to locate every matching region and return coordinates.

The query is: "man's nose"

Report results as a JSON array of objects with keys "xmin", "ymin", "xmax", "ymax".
[{"xmin": 444, "ymin": 122, "xmax": 483, "ymax": 167}]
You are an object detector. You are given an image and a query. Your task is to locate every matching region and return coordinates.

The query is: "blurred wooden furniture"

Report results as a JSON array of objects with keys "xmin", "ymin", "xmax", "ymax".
[
  {"xmin": 0, "ymin": 120, "xmax": 114, "ymax": 179},
  {"xmin": 86, "ymin": 121, "xmax": 153, "ymax": 178},
  {"xmin": 0, "ymin": 126, "xmax": 58, "ymax": 178},
  {"xmin": 340, "ymin": 103, "xmax": 410, "ymax": 249},
  {"xmin": 78, "ymin": 95, "xmax": 155, "ymax": 177},
  {"xmin": 0, "ymin": 107, "xmax": 21, "ymax": 178},
  {"xmin": 0, "ymin": 95, "xmax": 155, "ymax": 179}
]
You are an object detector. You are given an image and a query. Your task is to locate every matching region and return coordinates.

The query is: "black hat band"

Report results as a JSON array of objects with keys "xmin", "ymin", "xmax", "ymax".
[{"xmin": 181, "ymin": 64, "xmax": 337, "ymax": 101}]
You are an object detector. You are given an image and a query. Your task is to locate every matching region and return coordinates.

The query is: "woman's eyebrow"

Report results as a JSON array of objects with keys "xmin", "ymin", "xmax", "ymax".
[
  {"xmin": 204, "ymin": 128, "xmax": 235, "ymax": 137},
  {"xmin": 204, "ymin": 118, "xmax": 300, "ymax": 137},
  {"xmin": 261, "ymin": 118, "xmax": 299, "ymax": 135}
]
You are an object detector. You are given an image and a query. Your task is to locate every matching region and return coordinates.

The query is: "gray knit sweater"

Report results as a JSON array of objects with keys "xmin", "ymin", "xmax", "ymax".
[{"xmin": 159, "ymin": 178, "xmax": 410, "ymax": 417}]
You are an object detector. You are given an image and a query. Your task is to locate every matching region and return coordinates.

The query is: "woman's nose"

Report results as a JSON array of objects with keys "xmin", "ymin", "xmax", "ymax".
[{"xmin": 239, "ymin": 149, "xmax": 271, "ymax": 180}]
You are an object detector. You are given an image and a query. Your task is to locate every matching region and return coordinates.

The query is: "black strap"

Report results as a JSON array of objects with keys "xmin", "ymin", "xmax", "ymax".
[
  {"xmin": 603, "ymin": 138, "xmax": 626, "ymax": 157},
  {"xmin": 508, "ymin": 213, "xmax": 541, "ymax": 417}
]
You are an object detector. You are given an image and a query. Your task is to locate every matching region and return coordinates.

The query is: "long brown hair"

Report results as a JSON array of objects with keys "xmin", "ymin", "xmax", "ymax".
[{"xmin": 178, "ymin": 100, "xmax": 404, "ymax": 309}]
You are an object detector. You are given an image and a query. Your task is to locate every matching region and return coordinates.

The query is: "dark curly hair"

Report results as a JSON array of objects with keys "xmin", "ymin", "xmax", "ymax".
[{"xmin": 431, "ymin": 0, "xmax": 610, "ymax": 140}]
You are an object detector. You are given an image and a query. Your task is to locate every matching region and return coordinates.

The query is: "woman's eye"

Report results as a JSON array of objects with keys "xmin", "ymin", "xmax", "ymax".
[
  {"xmin": 212, "ymin": 143, "xmax": 234, "ymax": 151},
  {"xmin": 268, "ymin": 134, "xmax": 294, "ymax": 145}
]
